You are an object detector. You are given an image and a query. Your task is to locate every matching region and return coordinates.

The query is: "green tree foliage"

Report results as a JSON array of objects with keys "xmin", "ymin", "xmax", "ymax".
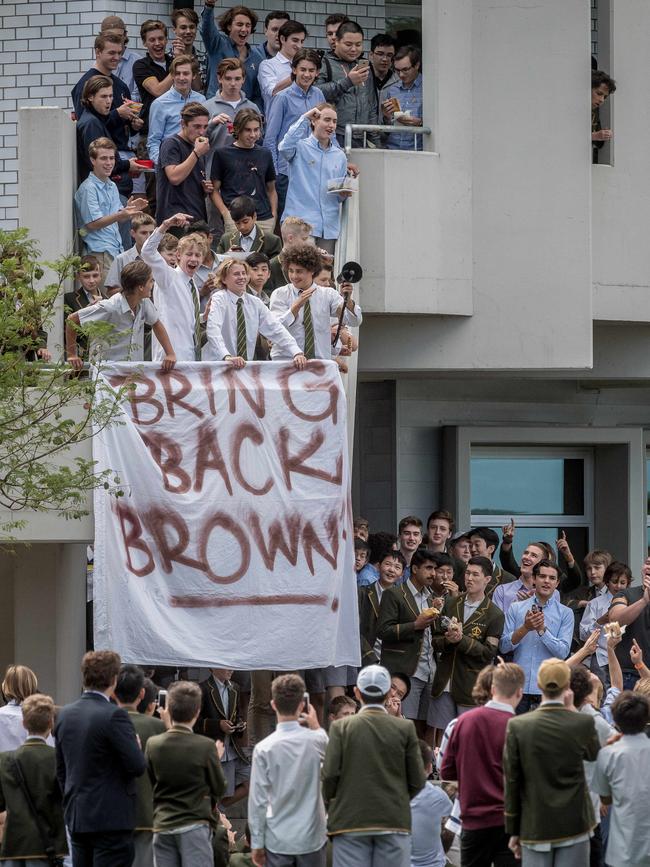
[{"xmin": 0, "ymin": 228, "xmax": 124, "ymax": 536}]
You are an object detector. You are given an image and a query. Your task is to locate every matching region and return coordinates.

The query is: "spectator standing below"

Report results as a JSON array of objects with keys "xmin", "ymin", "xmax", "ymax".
[
  {"xmin": 248, "ymin": 674, "xmax": 329, "ymax": 867},
  {"xmin": 0, "ymin": 694, "xmax": 68, "ymax": 864},
  {"xmin": 580, "ymin": 561, "xmax": 632, "ymax": 685},
  {"xmin": 316, "ymin": 22, "xmax": 379, "ymax": 148},
  {"xmin": 410, "ymin": 740, "xmax": 452, "ymax": 867},
  {"xmin": 426, "ymin": 510, "xmax": 454, "ymax": 553},
  {"xmin": 503, "ymin": 658, "xmax": 600, "ymax": 866},
  {"xmin": 500, "ymin": 559, "xmax": 574, "ymax": 713},
  {"xmin": 269, "ymin": 244, "xmax": 361, "ymax": 360},
  {"xmin": 74, "ymin": 137, "xmax": 148, "ymax": 280},
  {"xmin": 263, "ymin": 49, "xmax": 325, "ymax": 220},
  {"xmin": 211, "ymin": 109, "xmax": 277, "ymax": 236},
  {"xmin": 133, "ymin": 20, "xmax": 174, "ymax": 136},
  {"xmin": 156, "ymin": 102, "xmax": 211, "ymax": 225},
  {"xmin": 147, "ymin": 56, "xmax": 206, "ymax": 166},
  {"xmin": 322, "ymin": 665, "xmax": 425, "ymax": 867},
  {"xmin": 428, "ymin": 557, "xmax": 505, "ymax": 735},
  {"xmin": 141, "ymin": 215, "xmax": 206, "ymax": 361},
  {"xmin": 440, "ymin": 662, "xmax": 525, "ymax": 867},
  {"xmin": 204, "ymin": 257, "xmax": 306, "ymax": 368},
  {"xmin": 609, "ymin": 558, "xmax": 650, "ymax": 691},
  {"xmin": 468, "ymin": 527, "xmax": 516, "ymax": 595},
  {"xmin": 592, "ymin": 70, "xmax": 616, "ymax": 164},
  {"xmin": 492, "ymin": 542, "xmax": 547, "ymax": 615},
  {"xmin": 170, "ymin": 8, "xmax": 206, "ymax": 93},
  {"xmin": 377, "ymin": 548, "xmax": 442, "ymax": 739},
  {"xmin": 114, "ymin": 664, "xmax": 166, "ymax": 867},
  {"xmin": 396, "ymin": 515, "xmax": 423, "ymax": 578},
  {"xmin": 279, "ymin": 105, "xmax": 353, "ymax": 256},
  {"xmin": 146, "ymin": 681, "xmax": 226, "ymax": 867},
  {"xmin": 258, "ymin": 20, "xmax": 307, "ymax": 115},
  {"xmin": 0, "ymin": 665, "xmax": 43, "ymax": 752},
  {"xmin": 66, "ymin": 260, "xmax": 176, "ymax": 370},
  {"xmin": 359, "ymin": 549, "xmax": 406, "ymax": 666},
  {"xmin": 593, "ymin": 691, "xmax": 650, "ymax": 867},
  {"xmin": 258, "ymin": 10, "xmax": 290, "ymax": 59},
  {"xmin": 76, "ymin": 76, "xmax": 138, "ymax": 197},
  {"xmin": 216, "ymin": 195, "xmax": 282, "ymax": 257},
  {"xmin": 381, "ymin": 45, "xmax": 424, "ymax": 151},
  {"xmin": 368, "ymin": 34, "xmax": 397, "ymax": 98},
  {"xmin": 201, "ymin": 1, "xmax": 262, "ymax": 105},
  {"xmin": 196, "ymin": 668, "xmax": 250, "ymax": 808},
  {"xmin": 55, "ymin": 651, "xmax": 146, "ymax": 867}
]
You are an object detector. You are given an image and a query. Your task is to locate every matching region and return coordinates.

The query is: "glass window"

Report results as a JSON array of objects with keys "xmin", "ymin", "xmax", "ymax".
[{"xmin": 471, "ymin": 448, "xmax": 593, "ymax": 566}]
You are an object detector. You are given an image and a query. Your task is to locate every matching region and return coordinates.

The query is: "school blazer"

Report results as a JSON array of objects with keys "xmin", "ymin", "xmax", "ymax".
[
  {"xmin": 430, "ymin": 593, "xmax": 504, "ymax": 705},
  {"xmin": 503, "ymin": 705, "xmax": 599, "ymax": 843},
  {"xmin": 359, "ymin": 584, "xmax": 382, "ymax": 666},
  {"xmin": 377, "ymin": 583, "xmax": 437, "ymax": 676},
  {"xmin": 127, "ymin": 710, "xmax": 166, "ymax": 831},
  {"xmin": 195, "ymin": 678, "xmax": 248, "ymax": 764},
  {"xmin": 216, "ymin": 225, "xmax": 282, "ymax": 258},
  {"xmin": 0, "ymin": 739, "xmax": 68, "ymax": 860}
]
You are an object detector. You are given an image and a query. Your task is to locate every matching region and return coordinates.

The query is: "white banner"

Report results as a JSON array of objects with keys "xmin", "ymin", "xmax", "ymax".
[{"xmin": 92, "ymin": 361, "xmax": 360, "ymax": 670}]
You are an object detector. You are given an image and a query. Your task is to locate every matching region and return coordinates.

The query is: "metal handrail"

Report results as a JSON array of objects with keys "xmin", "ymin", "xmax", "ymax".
[{"xmin": 344, "ymin": 122, "xmax": 432, "ymax": 154}]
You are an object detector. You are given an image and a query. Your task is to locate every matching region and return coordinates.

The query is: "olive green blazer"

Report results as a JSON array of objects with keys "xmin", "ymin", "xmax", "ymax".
[
  {"xmin": 377, "ymin": 583, "xmax": 437, "ymax": 676},
  {"xmin": 430, "ymin": 593, "xmax": 504, "ymax": 705},
  {"xmin": 127, "ymin": 710, "xmax": 165, "ymax": 831},
  {"xmin": 503, "ymin": 704, "xmax": 599, "ymax": 843}
]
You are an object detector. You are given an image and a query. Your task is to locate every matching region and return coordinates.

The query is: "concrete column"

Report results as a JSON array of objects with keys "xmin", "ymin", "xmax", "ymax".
[
  {"xmin": 18, "ymin": 107, "xmax": 76, "ymax": 361},
  {"xmin": 55, "ymin": 543, "xmax": 87, "ymax": 704}
]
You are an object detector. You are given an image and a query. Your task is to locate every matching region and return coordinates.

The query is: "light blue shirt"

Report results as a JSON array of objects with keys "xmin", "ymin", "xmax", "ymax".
[
  {"xmin": 263, "ymin": 82, "xmax": 325, "ymax": 175},
  {"xmin": 279, "ymin": 116, "xmax": 349, "ymax": 239},
  {"xmin": 147, "ymin": 86, "xmax": 206, "ymax": 164},
  {"xmin": 382, "ymin": 73, "xmax": 423, "ymax": 151},
  {"xmin": 200, "ymin": 6, "xmax": 263, "ymax": 103},
  {"xmin": 410, "ymin": 782, "xmax": 452, "ymax": 867},
  {"xmin": 74, "ymin": 173, "xmax": 123, "ymax": 257},
  {"xmin": 357, "ymin": 563, "xmax": 379, "ymax": 587},
  {"xmin": 116, "ymin": 47, "xmax": 142, "ymax": 100},
  {"xmin": 500, "ymin": 594, "xmax": 574, "ymax": 694}
]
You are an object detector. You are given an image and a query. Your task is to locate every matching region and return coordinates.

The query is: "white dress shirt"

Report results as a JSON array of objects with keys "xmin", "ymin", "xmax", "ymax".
[
  {"xmin": 204, "ymin": 289, "xmax": 302, "ymax": 361},
  {"xmin": 258, "ymin": 52, "xmax": 292, "ymax": 115},
  {"xmin": 141, "ymin": 228, "xmax": 201, "ymax": 362},
  {"xmin": 269, "ymin": 282, "xmax": 362, "ymax": 360},
  {"xmin": 78, "ymin": 292, "xmax": 158, "ymax": 362},
  {"xmin": 239, "ymin": 224, "xmax": 258, "ymax": 252},
  {"xmin": 0, "ymin": 702, "xmax": 54, "ymax": 751},
  {"xmin": 248, "ymin": 720, "xmax": 328, "ymax": 855},
  {"xmin": 407, "ymin": 578, "xmax": 436, "ymax": 683}
]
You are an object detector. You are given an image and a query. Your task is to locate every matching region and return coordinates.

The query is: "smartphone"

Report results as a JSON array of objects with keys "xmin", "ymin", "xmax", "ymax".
[
  {"xmin": 157, "ymin": 689, "xmax": 167, "ymax": 710},
  {"xmin": 303, "ymin": 691, "xmax": 310, "ymax": 714},
  {"xmin": 357, "ymin": 58, "xmax": 370, "ymax": 69},
  {"xmin": 531, "ymin": 604, "xmax": 539, "ymax": 615}
]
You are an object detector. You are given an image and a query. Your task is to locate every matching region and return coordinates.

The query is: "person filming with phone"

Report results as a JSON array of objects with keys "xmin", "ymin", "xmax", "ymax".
[
  {"xmin": 500, "ymin": 560, "xmax": 574, "ymax": 714},
  {"xmin": 248, "ymin": 674, "xmax": 328, "ymax": 867}
]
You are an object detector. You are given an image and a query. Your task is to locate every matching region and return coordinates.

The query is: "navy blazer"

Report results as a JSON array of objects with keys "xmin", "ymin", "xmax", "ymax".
[{"xmin": 54, "ymin": 692, "xmax": 146, "ymax": 833}]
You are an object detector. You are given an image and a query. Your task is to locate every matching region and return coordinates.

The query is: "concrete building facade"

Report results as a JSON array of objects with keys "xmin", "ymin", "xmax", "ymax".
[{"xmin": 3, "ymin": 0, "xmax": 650, "ymax": 702}]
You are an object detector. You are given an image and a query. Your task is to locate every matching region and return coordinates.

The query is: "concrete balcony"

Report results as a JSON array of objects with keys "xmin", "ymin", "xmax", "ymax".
[{"xmin": 353, "ymin": 149, "xmax": 473, "ymax": 317}]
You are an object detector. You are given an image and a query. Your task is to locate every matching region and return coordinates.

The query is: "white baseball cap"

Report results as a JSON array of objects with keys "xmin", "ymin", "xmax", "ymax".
[{"xmin": 356, "ymin": 664, "xmax": 391, "ymax": 697}]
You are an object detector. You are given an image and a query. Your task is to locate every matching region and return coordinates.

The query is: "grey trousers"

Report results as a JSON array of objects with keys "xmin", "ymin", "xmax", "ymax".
[
  {"xmin": 153, "ymin": 825, "xmax": 213, "ymax": 867},
  {"xmin": 265, "ymin": 844, "xmax": 327, "ymax": 867},
  {"xmin": 522, "ymin": 839, "xmax": 590, "ymax": 867},
  {"xmin": 332, "ymin": 834, "xmax": 411, "ymax": 867},
  {"xmin": 133, "ymin": 830, "xmax": 154, "ymax": 867}
]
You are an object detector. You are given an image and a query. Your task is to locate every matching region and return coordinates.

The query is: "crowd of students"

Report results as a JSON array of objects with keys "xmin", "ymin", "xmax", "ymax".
[
  {"xmin": 65, "ymin": 5, "xmax": 425, "ymax": 370},
  {"xmin": 2, "ymin": 506, "xmax": 650, "ymax": 867}
]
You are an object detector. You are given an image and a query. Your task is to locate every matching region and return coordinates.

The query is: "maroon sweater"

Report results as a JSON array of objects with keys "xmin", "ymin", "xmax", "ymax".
[{"xmin": 439, "ymin": 704, "xmax": 512, "ymax": 831}]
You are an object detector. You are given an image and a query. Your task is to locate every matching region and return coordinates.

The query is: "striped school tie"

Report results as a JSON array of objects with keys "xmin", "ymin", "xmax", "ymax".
[
  {"xmin": 189, "ymin": 278, "xmax": 201, "ymax": 360},
  {"xmin": 302, "ymin": 298, "xmax": 315, "ymax": 359},
  {"xmin": 236, "ymin": 297, "xmax": 248, "ymax": 360}
]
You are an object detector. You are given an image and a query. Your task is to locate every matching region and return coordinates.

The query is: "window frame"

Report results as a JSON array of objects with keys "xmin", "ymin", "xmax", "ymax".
[{"xmin": 470, "ymin": 446, "xmax": 594, "ymax": 545}]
